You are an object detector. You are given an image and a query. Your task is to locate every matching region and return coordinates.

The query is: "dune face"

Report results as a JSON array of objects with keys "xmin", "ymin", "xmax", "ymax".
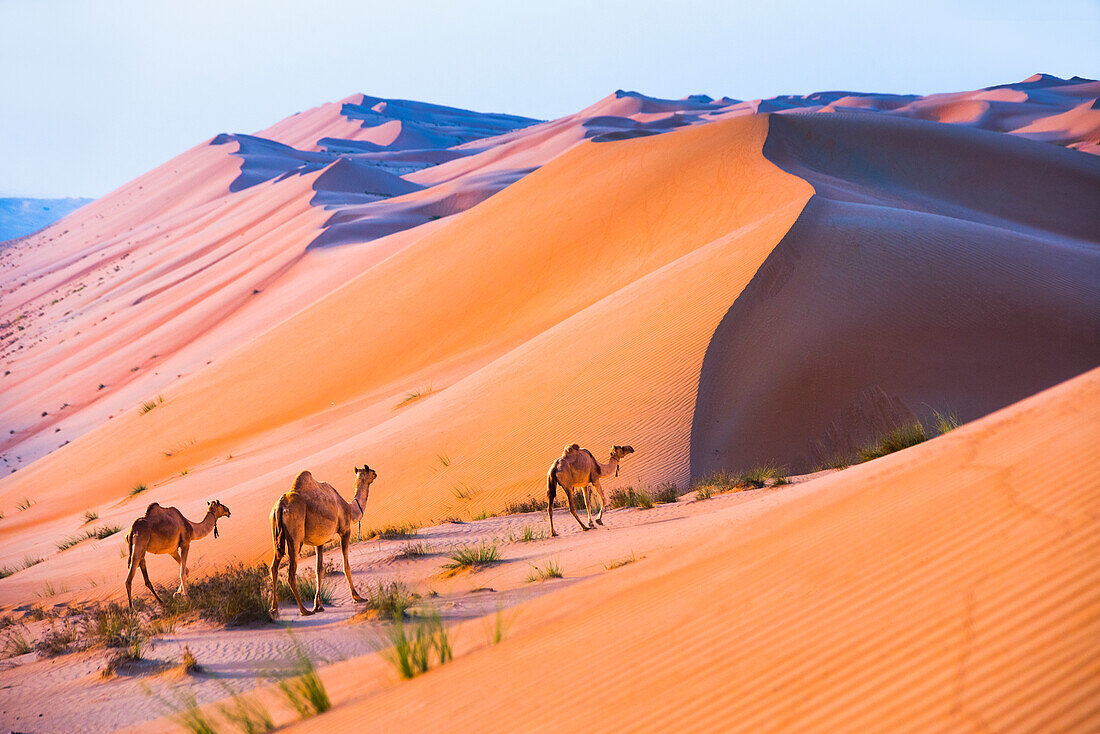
[
  {"xmin": 691, "ymin": 114, "xmax": 1100, "ymax": 474},
  {"xmin": 0, "ymin": 74, "xmax": 1097, "ymax": 613}
]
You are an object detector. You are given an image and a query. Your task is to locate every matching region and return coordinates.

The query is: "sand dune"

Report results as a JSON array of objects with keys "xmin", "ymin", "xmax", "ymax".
[
  {"xmin": 1, "ymin": 79, "xmax": 1098, "ymax": 730},
  {"xmin": 270, "ymin": 367, "xmax": 1098, "ymax": 733}
]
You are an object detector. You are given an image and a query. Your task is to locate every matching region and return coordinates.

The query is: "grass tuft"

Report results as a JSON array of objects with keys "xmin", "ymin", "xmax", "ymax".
[
  {"xmin": 504, "ymin": 496, "xmax": 545, "ymax": 515},
  {"xmin": 857, "ymin": 423, "xmax": 927, "ymax": 462},
  {"xmin": 933, "ymin": 410, "xmax": 960, "ymax": 434},
  {"xmin": 452, "ymin": 483, "xmax": 478, "ymax": 501},
  {"xmin": 485, "ymin": 605, "xmax": 513, "ymax": 645},
  {"xmin": 525, "ymin": 559, "xmax": 563, "ymax": 583},
  {"xmin": 393, "ymin": 542, "xmax": 431, "ymax": 559},
  {"xmin": 509, "ymin": 525, "xmax": 547, "ymax": 543},
  {"xmin": 604, "ymin": 552, "xmax": 643, "ymax": 570},
  {"xmin": 396, "ymin": 386, "xmax": 433, "ymax": 408},
  {"xmin": 139, "ymin": 395, "xmax": 164, "ymax": 414},
  {"xmin": 129, "ymin": 483, "xmax": 148, "ymax": 497},
  {"xmin": 172, "ymin": 563, "xmax": 272, "ymax": 626},
  {"xmin": 278, "ymin": 574, "xmax": 334, "ymax": 606},
  {"xmin": 737, "ymin": 464, "xmax": 787, "ymax": 489},
  {"xmin": 608, "ymin": 487, "xmax": 654, "ymax": 510},
  {"xmin": 217, "ymin": 683, "xmax": 274, "ymax": 733},
  {"xmin": 3, "ymin": 629, "xmax": 33, "ymax": 658},
  {"xmin": 443, "ymin": 543, "xmax": 501, "ymax": 574},
  {"xmin": 16, "ymin": 497, "xmax": 35, "ymax": 511},
  {"xmin": 58, "ymin": 523, "xmax": 123, "ymax": 551},
  {"xmin": 652, "ymin": 483, "xmax": 681, "ymax": 504},
  {"xmin": 276, "ymin": 635, "xmax": 330, "ymax": 717},
  {"xmin": 383, "ymin": 609, "xmax": 452, "ymax": 680},
  {"xmin": 372, "ymin": 523, "xmax": 419, "ymax": 540},
  {"xmin": 360, "ymin": 580, "xmax": 417, "ymax": 620},
  {"xmin": 82, "ymin": 510, "xmax": 99, "ymax": 524}
]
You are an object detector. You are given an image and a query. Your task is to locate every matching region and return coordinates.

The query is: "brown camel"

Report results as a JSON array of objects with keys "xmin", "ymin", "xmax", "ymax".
[
  {"xmin": 547, "ymin": 444, "xmax": 634, "ymax": 536},
  {"xmin": 269, "ymin": 464, "xmax": 376, "ymax": 617},
  {"xmin": 125, "ymin": 500, "xmax": 231, "ymax": 609}
]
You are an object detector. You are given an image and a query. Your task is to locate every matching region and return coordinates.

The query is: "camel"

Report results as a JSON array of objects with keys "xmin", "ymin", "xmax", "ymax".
[
  {"xmin": 269, "ymin": 464, "xmax": 376, "ymax": 617},
  {"xmin": 125, "ymin": 500, "xmax": 231, "ymax": 609},
  {"xmin": 547, "ymin": 444, "xmax": 634, "ymax": 536}
]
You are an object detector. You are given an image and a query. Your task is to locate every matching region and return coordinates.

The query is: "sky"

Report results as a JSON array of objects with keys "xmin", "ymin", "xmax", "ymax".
[{"xmin": 1, "ymin": 0, "xmax": 1097, "ymax": 198}]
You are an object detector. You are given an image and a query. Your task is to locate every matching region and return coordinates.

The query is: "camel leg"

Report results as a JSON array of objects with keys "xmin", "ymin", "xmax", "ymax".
[
  {"xmin": 270, "ymin": 547, "xmax": 284, "ymax": 618},
  {"xmin": 175, "ymin": 545, "xmax": 190, "ymax": 597},
  {"xmin": 341, "ymin": 534, "xmax": 365, "ymax": 603},
  {"xmin": 548, "ymin": 484, "xmax": 558, "ymax": 537},
  {"xmin": 564, "ymin": 485, "xmax": 589, "ymax": 531},
  {"xmin": 170, "ymin": 549, "xmax": 184, "ymax": 595},
  {"xmin": 125, "ymin": 544, "xmax": 141, "ymax": 610},
  {"xmin": 311, "ymin": 545, "xmax": 325, "ymax": 613},
  {"xmin": 583, "ymin": 485, "xmax": 596, "ymax": 529},
  {"xmin": 286, "ymin": 552, "xmax": 312, "ymax": 616},
  {"xmin": 593, "ymin": 479, "xmax": 607, "ymax": 526},
  {"xmin": 139, "ymin": 558, "xmax": 162, "ymax": 606}
]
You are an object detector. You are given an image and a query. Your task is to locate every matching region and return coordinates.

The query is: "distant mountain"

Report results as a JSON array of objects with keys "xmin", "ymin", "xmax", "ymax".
[{"xmin": 0, "ymin": 197, "xmax": 93, "ymax": 241}]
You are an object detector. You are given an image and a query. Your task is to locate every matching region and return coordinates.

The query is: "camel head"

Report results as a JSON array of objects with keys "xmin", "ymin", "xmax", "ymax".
[
  {"xmin": 207, "ymin": 499, "xmax": 230, "ymax": 538},
  {"xmin": 354, "ymin": 464, "xmax": 377, "ymax": 489},
  {"xmin": 610, "ymin": 445, "xmax": 635, "ymax": 475}
]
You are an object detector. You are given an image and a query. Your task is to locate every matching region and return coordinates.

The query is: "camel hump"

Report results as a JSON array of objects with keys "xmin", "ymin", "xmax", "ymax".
[
  {"xmin": 564, "ymin": 443, "xmax": 581, "ymax": 454},
  {"xmin": 292, "ymin": 470, "xmax": 313, "ymax": 488},
  {"xmin": 142, "ymin": 502, "xmax": 164, "ymax": 517}
]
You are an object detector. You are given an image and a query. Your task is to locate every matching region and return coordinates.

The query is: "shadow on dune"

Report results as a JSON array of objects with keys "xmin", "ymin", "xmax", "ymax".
[{"xmin": 690, "ymin": 114, "xmax": 1100, "ymax": 475}]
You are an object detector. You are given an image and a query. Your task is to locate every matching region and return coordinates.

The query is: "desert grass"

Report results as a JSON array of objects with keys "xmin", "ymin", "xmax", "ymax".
[
  {"xmin": 217, "ymin": 683, "xmax": 275, "ymax": 734},
  {"xmin": 397, "ymin": 386, "xmax": 433, "ymax": 409},
  {"xmin": 277, "ymin": 574, "xmax": 334, "ymax": 606},
  {"xmin": 151, "ymin": 688, "xmax": 216, "ymax": 734},
  {"xmin": 384, "ymin": 609, "xmax": 452, "ymax": 680},
  {"xmin": 857, "ymin": 422, "xmax": 928, "ymax": 462},
  {"xmin": 57, "ymin": 523, "xmax": 122, "ymax": 551},
  {"xmin": 164, "ymin": 563, "xmax": 271, "ymax": 626},
  {"xmin": 485, "ymin": 605, "xmax": 513, "ymax": 645},
  {"xmin": 373, "ymin": 523, "xmax": 419, "ymax": 540},
  {"xmin": 2, "ymin": 629, "xmax": 32, "ymax": 658},
  {"xmin": 139, "ymin": 395, "xmax": 164, "ymax": 414},
  {"xmin": 737, "ymin": 464, "xmax": 787, "ymax": 489},
  {"xmin": 360, "ymin": 580, "xmax": 417, "ymax": 620},
  {"xmin": 692, "ymin": 471, "xmax": 740, "ymax": 499},
  {"xmin": 393, "ymin": 542, "xmax": 431, "ymax": 559},
  {"xmin": 608, "ymin": 487, "xmax": 654, "ymax": 510},
  {"xmin": 604, "ymin": 552, "xmax": 643, "ymax": 570},
  {"xmin": 452, "ymin": 483, "xmax": 479, "ymax": 501},
  {"xmin": 128, "ymin": 482, "xmax": 149, "ymax": 497},
  {"xmin": 652, "ymin": 483, "xmax": 682, "ymax": 504},
  {"xmin": 276, "ymin": 636, "xmax": 330, "ymax": 717},
  {"xmin": 509, "ymin": 525, "xmax": 547, "ymax": 543},
  {"xmin": 82, "ymin": 509, "xmax": 99, "ymax": 524},
  {"xmin": 525, "ymin": 559, "xmax": 563, "ymax": 583},
  {"xmin": 933, "ymin": 410, "xmax": 960, "ymax": 434},
  {"xmin": 35, "ymin": 621, "xmax": 77, "ymax": 656},
  {"xmin": 15, "ymin": 497, "xmax": 35, "ymax": 511},
  {"xmin": 504, "ymin": 496, "xmax": 545, "ymax": 514},
  {"xmin": 442, "ymin": 543, "xmax": 501, "ymax": 574}
]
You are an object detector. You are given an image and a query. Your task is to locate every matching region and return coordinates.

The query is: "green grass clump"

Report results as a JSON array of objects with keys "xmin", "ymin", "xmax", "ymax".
[
  {"xmin": 504, "ymin": 496, "xmax": 545, "ymax": 515},
  {"xmin": 373, "ymin": 523, "xmax": 419, "ymax": 540},
  {"xmin": 652, "ymin": 483, "xmax": 682, "ymax": 504},
  {"xmin": 58, "ymin": 524, "xmax": 123, "ymax": 551},
  {"xmin": 692, "ymin": 471, "xmax": 741, "ymax": 499},
  {"xmin": 857, "ymin": 423, "xmax": 928, "ymax": 462},
  {"xmin": 737, "ymin": 464, "xmax": 787, "ymax": 489},
  {"xmin": 393, "ymin": 542, "xmax": 431, "ymax": 559},
  {"xmin": 443, "ymin": 543, "xmax": 501, "ymax": 573},
  {"xmin": 361, "ymin": 580, "xmax": 417, "ymax": 619},
  {"xmin": 396, "ymin": 386, "xmax": 433, "ymax": 408},
  {"xmin": 509, "ymin": 526, "xmax": 547, "ymax": 543},
  {"xmin": 139, "ymin": 395, "xmax": 164, "ymax": 414},
  {"xmin": 525, "ymin": 559, "xmax": 563, "ymax": 583},
  {"xmin": 933, "ymin": 410, "xmax": 960, "ymax": 434},
  {"xmin": 277, "ymin": 638, "xmax": 330, "ymax": 718},
  {"xmin": 452, "ymin": 483, "xmax": 479, "ymax": 501},
  {"xmin": 277, "ymin": 574, "xmax": 334, "ymax": 606},
  {"xmin": 177, "ymin": 563, "xmax": 272, "ymax": 626},
  {"xmin": 604, "ymin": 552, "xmax": 642, "ymax": 570},
  {"xmin": 129, "ymin": 483, "xmax": 148, "ymax": 497},
  {"xmin": 383, "ymin": 609, "xmax": 452, "ymax": 680},
  {"xmin": 82, "ymin": 510, "xmax": 99, "ymax": 524},
  {"xmin": 608, "ymin": 487, "xmax": 654, "ymax": 510},
  {"xmin": 3, "ymin": 630, "xmax": 32, "ymax": 658},
  {"xmin": 217, "ymin": 683, "xmax": 274, "ymax": 733},
  {"xmin": 16, "ymin": 497, "xmax": 35, "ymax": 511}
]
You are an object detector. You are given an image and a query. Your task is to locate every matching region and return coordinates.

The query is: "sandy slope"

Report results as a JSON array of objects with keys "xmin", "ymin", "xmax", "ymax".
[{"xmin": 274, "ymin": 366, "xmax": 1100, "ymax": 734}]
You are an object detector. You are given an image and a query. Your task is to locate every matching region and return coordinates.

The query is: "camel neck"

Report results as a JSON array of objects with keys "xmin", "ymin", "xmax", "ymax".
[
  {"xmin": 349, "ymin": 480, "xmax": 371, "ymax": 520},
  {"xmin": 189, "ymin": 509, "xmax": 218, "ymax": 540},
  {"xmin": 599, "ymin": 456, "xmax": 619, "ymax": 477}
]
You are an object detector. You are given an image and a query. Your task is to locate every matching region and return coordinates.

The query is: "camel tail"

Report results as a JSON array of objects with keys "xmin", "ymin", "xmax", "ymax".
[
  {"xmin": 547, "ymin": 469, "xmax": 559, "ymax": 505},
  {"xmin": 273, "ymin": 496, "xmax": 291, "ymax": 557},
  {"xmin": 125, "ymin": 527, "xmax": 134, "ymax": 567}
]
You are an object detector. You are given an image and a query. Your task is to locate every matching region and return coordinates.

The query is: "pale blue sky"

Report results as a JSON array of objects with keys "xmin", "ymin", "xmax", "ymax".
[{"xmin": 1, "ymin": 0, "xmax": 1097, "ymax": 197}]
